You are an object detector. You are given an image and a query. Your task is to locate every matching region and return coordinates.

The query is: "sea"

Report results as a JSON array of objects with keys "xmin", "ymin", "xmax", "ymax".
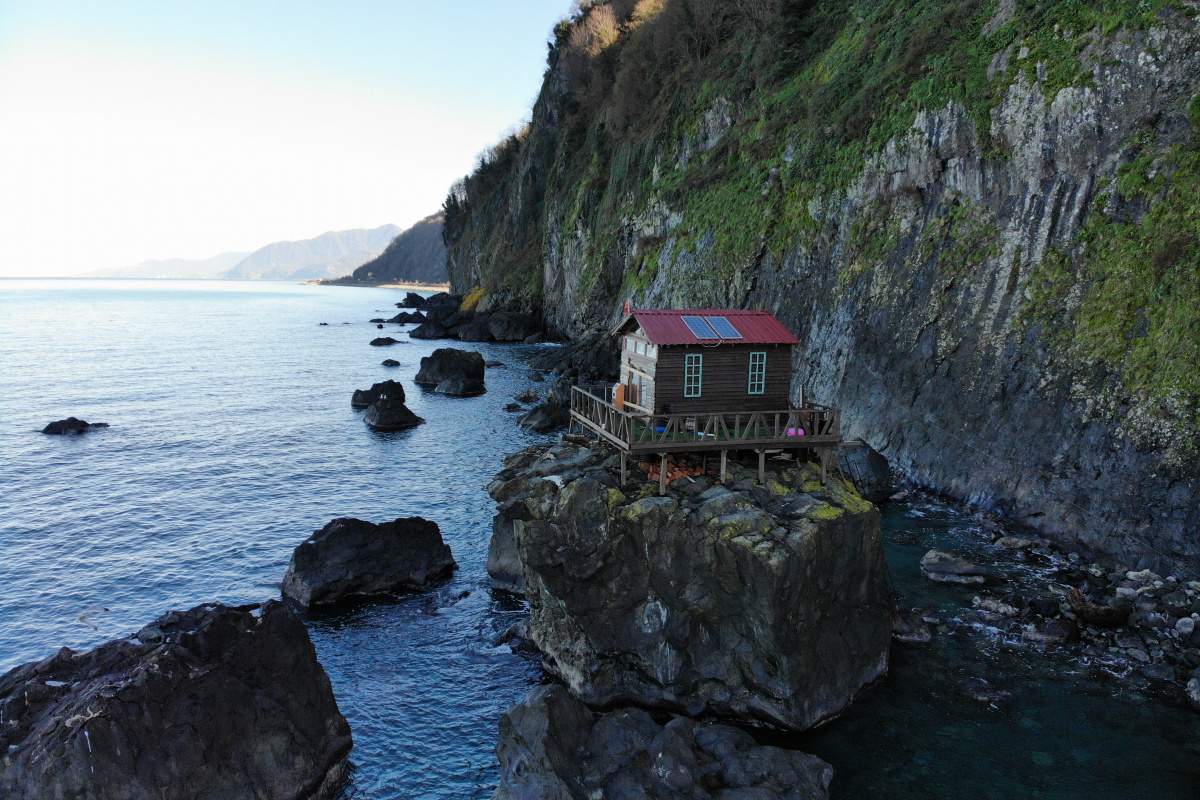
[{"xmin": 1, "ymin": 279, "xmax": 1197, "ymax": 799}]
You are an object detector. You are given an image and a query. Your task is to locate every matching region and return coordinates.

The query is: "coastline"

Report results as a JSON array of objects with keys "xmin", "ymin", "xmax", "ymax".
[{"xmin": 310, "ymin": 278, "xmax": 450, "ymax": 292}]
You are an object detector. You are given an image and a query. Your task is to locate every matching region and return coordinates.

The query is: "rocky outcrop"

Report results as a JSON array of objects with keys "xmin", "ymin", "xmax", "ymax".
[
  {"xmin": 444, "ymin": 5, "xmax": 1200, "ymax": 574},
  {"xmin": 488, "ymin": 312, "xmax": 540, "ymax": 342},
  {"xmin": 388, "ymin": 311, "xmax": 426, "ymax": 324},
  {"xmin": 920, "ymin": 550, "xmax": 988, "ymax": 585},
  {"xmin": 362, "ymin": 393, "xmax": 424, "ymax": 431},
  {"xmin": 281, "ymin": 517, "xmax": 456, "ymax": 608},
  {"xmin": 434, "ymin": 376, "xmax": 487, "ymax": 397},
  {"xmin": 517, "ymin": 403, "xmax": 570, "ymax": 433},
  {"xmin": 838, "ymin": 443, "xmax": 893, "ymax": 503},
  {"xmin": 382, "ymin": 359, "xmax": 400, "ymax": 367},
  {"xmin": 414, "ymin": 348, "xmax": 486, "ymax": 387},
  {"xmin": 493, "ymin": 683, "xmax": 832, "ymax": 800},
  {"xmin": 41, "ymin": 418, "xmax": 109, "ymax": 434},
  {"xmin": 487, "ymin": 442, "xmax": 891, "ymax": 730},
  {"xmin": 400, "ymin": 291, "xmax": 427, "ymax": 309},
  {"xmin": 488, "ymin": 515, "xmax": 524, "ymax": 594},
  {"xmin": 351, "ymin": 379, "xmax": 405, "ymax": 409},
  {"xmin": 369, "ymin": 337, "xmax": 399, "ymax": 346},
  {"xmin": 409, "ymin": 320, "xmax": 447, "ymax": 339},
  {"xmin": 455, "ymin": 315, "xmax": 494, "ymax": 342},
  {"xmin": 0, "ymin": 601, "xmax": 352, "ymax": 800}
]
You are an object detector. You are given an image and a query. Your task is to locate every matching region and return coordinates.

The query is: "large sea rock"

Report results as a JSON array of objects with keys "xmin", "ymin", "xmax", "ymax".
[
  {"xmin": 488, "ymin": 312, "xmax": 540, "ymax": 342},
  {"xmin": 486, "ymin": 443, "xmax": 892, "ymax": 730},
  {"xmin": 0, "ymin": 601, "xmax": 352, "ymax": 800},
  {"xmin": 517, "ymin": 402, "xmax": 570, "ymax": 433},
  {"xmin": 351, "ymin": 379, "xmax": 406, "ymax": 409},
  {"xmin": 493, "ymin": 684, "xmax": 832, "ymax": 800},
  {"xmin": 414, "ymin": 348, "xmax": 486, "ymax": 387},
  {"xmin": 282, "ymin": 517, "xmax": 456, "ymax": 608}
]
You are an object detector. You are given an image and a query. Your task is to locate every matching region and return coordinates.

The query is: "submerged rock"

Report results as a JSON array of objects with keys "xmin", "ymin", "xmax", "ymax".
[
  {"xmin": 493, "ymin": 683, "xmax": 833, "ymax": 800},
  {"xmin": 281, "ymin": 517, "xmax": 456, "ymax": 608},
  {"xmin": 0, "ymin": 601, "xmax": 352, "ymax": 800},
  {"xmin": 351, "ymin": 379, "xmax": 406, "ymax": 409},
  {"xmin": 413, "ymin": 347, "xmax": 485, "ymax": 387},
  {"xmin": 517, "ymin": 402, "xmax": 570, "ymax": 433},
  {"xmin": 369, "ymin": 336, "xmax": 400, "ymax": 346},
  {"xmin": 382, "ymin": 359, "xmax": 401, "ymax": 367},
  {"xmin": 41, "ymin": 417, "xmax": 108, "ymax": 434},
  {"xmin": 487, "ymin": 443, "xmax": 891, "ymax": 730},
  {"xmin": 920, "ymin": 550, "xmax": 987, "ymax": 585}
]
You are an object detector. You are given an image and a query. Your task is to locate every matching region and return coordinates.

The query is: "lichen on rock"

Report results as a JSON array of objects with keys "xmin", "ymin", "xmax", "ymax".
[{"xmin": 487, "ymin": 441, "xmax": 892, "ymax": 730}]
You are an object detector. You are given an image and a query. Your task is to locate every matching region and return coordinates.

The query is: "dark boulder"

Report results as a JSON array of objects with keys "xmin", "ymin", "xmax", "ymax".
[
  {"xmin": 546, "ymin": 377, "xmax": 574, "ymax": 406},
  {"xmin": 504, "ymin": 403, "xmax": 523, "ymax": 412},
  {"xmin": 517, "ymin": 403, "xmax": 570, "ymax": 433},
  {"xmin": 423, "ymin": 294, "xmax": 462, "ymax": 323},
  {"xmin": 281, "ymin": 517, "xmax": 456, "ymax": 608},
  {"xmin": 514, "ymin": 388, "xmax": 540, "ymax": 404},
  {"xmin": 488, "ymin": 312, "xmax": 540, "ymax": 342},
  {"xmin": 838, "ymin": 442, "xmax": 893, "ymax": 502},
  {"xmin": 434, "ymin": 376, "xmax": 487, "ymax": 397},
  {"xmin": 381, "ymin": 359, "xmax": 401, "ymax": 367},
  {"xmin": 455, "ymin": 315, "xmax": 494, "ymax": 342},
  {"xmin": 351, "ymin": 379, "xmax": 405, "ymax": 409},
  {"xmin": 369, "ymin": 318, "xmax": 386, "ymax": 323},
  {"xmin": 493, "ymin": 684, "xmax": 833, "ymax": 800},
  {"xmin": 42, "ymin": 417, "xmax": 108, "ymax": 434},
  {"xmin": 0, "ymin": 602, "xmax": 352, "ymax": 800},
  {"xmin": 400, "ymin": 291, "xmax": 427, "ymax": 309},
  {"xmin": 414, "ymin": 348, "xmax": 486, "ymax": 387},
  {"xmin": 388, "ymin": 311, "xmax": 426, "ymax": 324},
  {"xmin": 363, "ymin": 395, "xmax": 424, "ymax": 431},
  {"xmin": 408, "ymin": 320, "xmax": 448, "ymax": 339},
  {"xmin": 488, "ymin": 515, "xmax": 524, "ymax": 593},
  {"xmin": 486, "ymin": 360, "xmax": 506, "ymax": 368},
  {"xmin": 487, "ymin": 444, "xmax": 891, "ymax": 731},
  {"xmin": 369, "ymin": 337, "xmax": 400, "ymax": 346}
]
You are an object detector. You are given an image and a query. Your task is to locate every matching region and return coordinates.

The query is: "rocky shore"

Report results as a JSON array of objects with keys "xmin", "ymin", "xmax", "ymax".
[
  {"xmin": 892, "ymin": 504, "xmax": 1200, "ymax": 710},
  {"xmin": 0, "ymin": 602, "xmax": 352, "ymax": 800}
]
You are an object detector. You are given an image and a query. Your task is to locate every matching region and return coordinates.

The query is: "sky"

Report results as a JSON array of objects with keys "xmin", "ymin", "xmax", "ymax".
[{"xmin": 0, "ymin": 0, "xmax": 571, "ymax": 277}]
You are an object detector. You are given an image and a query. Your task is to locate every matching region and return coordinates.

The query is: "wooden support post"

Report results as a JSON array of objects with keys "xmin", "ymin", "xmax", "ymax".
[
  {"xmin": 820, "ymin": 448, "xmax": 829, "ymax": 485},
  {"xmin": 658, "ymin": 453, "xmax": 668, "ymax": 496},
  {"xmin": 758, "ymin": 450, "xmax": 765, "ymax": 484},
  {"xmin": 620, "ymin": 451, "xmax": 627, "ymax": 488},
  {"xmin": 719, "ymin": 450, "xmax": 727, "ymax": 484}
]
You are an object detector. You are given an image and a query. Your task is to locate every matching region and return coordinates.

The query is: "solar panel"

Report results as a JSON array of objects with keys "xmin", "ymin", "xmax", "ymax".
[
  {"xmin": 706, "ymin": 316, "xmax": 742, "ymax": 339},
  {"xmin": 681, "ymin": 316, "xmax": 718, "ymax": 339}
]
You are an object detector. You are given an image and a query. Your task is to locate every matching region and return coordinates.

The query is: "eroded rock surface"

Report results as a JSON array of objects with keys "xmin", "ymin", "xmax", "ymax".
[
  {"xmin": 487, "ymin": 442, "xmax": 891, "ymax": 730},
  {"xmin": 352, "ymin": 379, "xmax": 406, "ymax": 409},
  {"xmin": 493, "ymin": 683, "xmax": 832, "ymax": 800},
  {"xmin": 282, "ymin": 516, "xmax": 456, "ymax": 608},
  {"xmin": 41, "ymin": 417, "xmax": 109, "ymax": 434},
  {"xmin": 0, "ymin": 602, "xmax": 352, "ymax": 800}
]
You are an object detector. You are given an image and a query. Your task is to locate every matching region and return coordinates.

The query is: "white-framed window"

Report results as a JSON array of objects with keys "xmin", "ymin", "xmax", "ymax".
[
  {"xmin": 635, "ymin": 340, "xmax": 646, "ymax": 355},
  {"xmin": 748, "ymin": 352, "xmax": 766, "ymax": 394},
  {"xmin": 684, "ymin": 354, "xmax": 703, "ymax": 398}
]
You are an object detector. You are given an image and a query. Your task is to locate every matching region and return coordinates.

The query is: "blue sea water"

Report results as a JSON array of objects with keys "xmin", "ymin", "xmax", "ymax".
[{"xmin": 1, "ymin": 279, "xmax": 1198, "ymax": 799}]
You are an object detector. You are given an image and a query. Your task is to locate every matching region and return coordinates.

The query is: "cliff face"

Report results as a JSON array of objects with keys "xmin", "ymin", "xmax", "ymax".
[{"xmin": 444, "ymin": 1, "xmax": 1200, "ymax": 573}]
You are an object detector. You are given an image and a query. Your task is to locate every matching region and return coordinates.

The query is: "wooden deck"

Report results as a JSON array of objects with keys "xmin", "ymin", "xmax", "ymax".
[{"xmin": 569, "ymin": 385, "xmax": 844, "ymax": 489}]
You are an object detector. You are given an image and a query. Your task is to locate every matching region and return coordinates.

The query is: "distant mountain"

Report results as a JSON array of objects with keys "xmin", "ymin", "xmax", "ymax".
[
  {"xmin": 333, "ymin": 214, "xmax": 447, "ymax": 285},
  {"xmin": 221, "ymin": 224, "xmax": 401, "ymax": 281},
  {"xmin": 79, "ymin": 251, "xmax": 251, "ymax": 279}
]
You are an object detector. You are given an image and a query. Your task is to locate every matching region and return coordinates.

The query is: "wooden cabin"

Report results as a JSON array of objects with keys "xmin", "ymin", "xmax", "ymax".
[{"xmin": 614, "ymin": 309, "xmax": 798, "ymax": 415}]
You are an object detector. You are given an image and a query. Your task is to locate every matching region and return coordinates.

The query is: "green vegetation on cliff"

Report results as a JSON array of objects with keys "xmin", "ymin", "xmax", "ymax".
[
  {"xmin": 445, "ymin": 0, "xmax": 1199, "ymax": 436},
  {"xmin": 340, "ymin": 214, "xmax": 447, "ymax": 285}
]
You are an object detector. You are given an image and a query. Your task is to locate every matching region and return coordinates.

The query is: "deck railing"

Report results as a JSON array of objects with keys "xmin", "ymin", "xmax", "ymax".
[{"xmin": 570, "ymin": 384, "xmax": 841, "ymax": 453}]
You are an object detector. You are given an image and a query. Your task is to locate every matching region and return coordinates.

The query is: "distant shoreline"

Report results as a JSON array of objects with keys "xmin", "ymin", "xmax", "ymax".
[{"xmin": 311, "ymin": 279, "xmax": 450, "ymax": 292}]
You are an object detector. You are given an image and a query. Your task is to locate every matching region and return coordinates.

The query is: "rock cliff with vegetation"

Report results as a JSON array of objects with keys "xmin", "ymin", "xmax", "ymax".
[
  {"xmin": 445, "ymin": 0, "xmax": 1200, "ymax": 574},
  {"xmin": 335, "ymin": 213, "xmax": 448, "ymax": 285}
]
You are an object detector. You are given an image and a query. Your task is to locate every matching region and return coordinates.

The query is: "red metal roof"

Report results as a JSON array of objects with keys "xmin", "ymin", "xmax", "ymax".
[{"xmin": 618, "ymin": 309, "xmax": 799, "ymax": 346}]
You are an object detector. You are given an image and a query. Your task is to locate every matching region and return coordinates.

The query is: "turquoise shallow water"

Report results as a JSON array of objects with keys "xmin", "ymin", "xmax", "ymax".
[{"xmin": 1, "ymin": 279, "xmax": 1197, "ymax": 798}]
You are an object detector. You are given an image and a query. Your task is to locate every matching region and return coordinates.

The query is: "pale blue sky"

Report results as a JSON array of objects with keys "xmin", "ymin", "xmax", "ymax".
[{"xmin": 0, "ymin": 1, "xmax": 571, "ymax": 275}]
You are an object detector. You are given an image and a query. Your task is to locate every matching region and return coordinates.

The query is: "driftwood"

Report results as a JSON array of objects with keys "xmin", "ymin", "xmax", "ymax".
[{"xmin": 1065, "ymin": 588, "xmax": 1132, "ymax": 628}]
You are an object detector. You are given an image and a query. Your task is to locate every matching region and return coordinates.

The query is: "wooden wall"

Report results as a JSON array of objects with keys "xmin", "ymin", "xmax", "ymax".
[{"xmin": 653, "ymin": 344, "xmax": 792, "ymax": 413}]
